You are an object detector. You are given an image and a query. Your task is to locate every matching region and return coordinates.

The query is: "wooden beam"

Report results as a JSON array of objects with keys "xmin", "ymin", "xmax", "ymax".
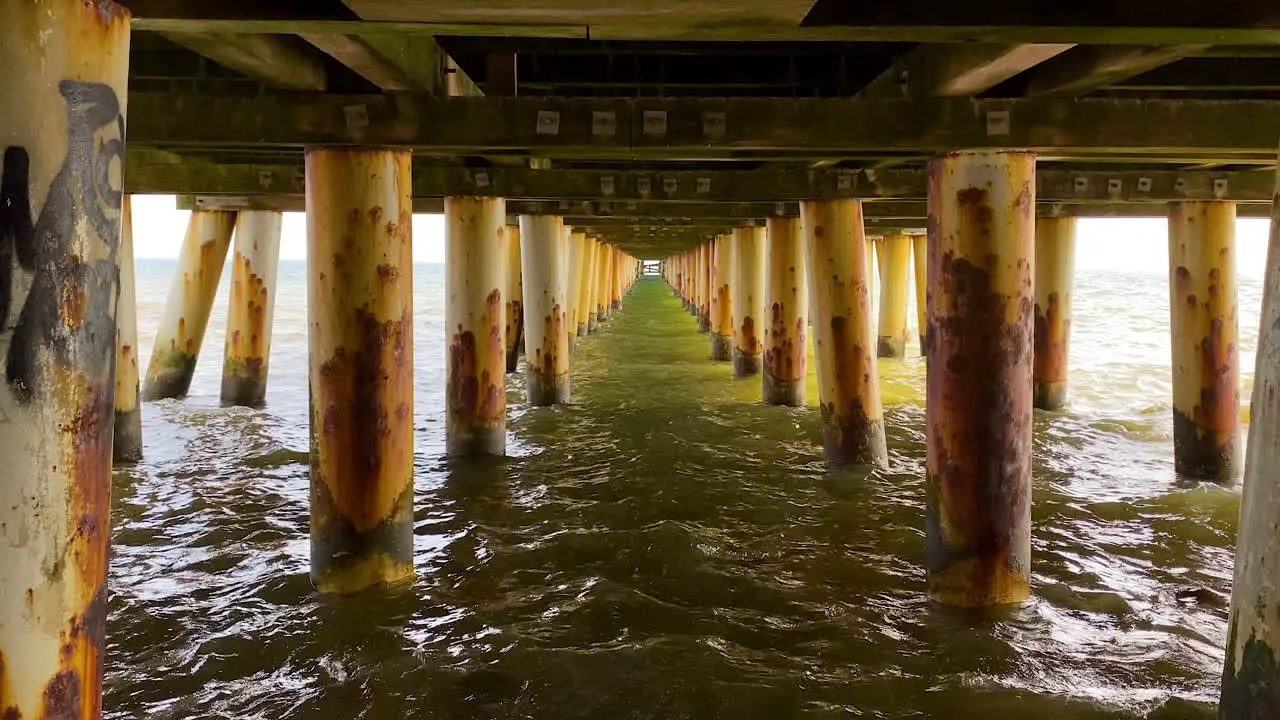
[
  {"xmin": 300, "ymin": 33, "xmax": 432, "ymax": 91},
  {"xmin": 860, "ymin": 43, "xmax": 1074, "ymax": 98},
  {"xmin": 124, "ymin": 92, "xmax": 1280, "ymax": 158},
  {"xmin": 160, "ymin": 32, "xmax": 327, "ymax": 90},
  {"xmin": 1022, "ymin": 45, "xmax": 1209, "ymax": 96},
  {"xmin": 123, "ymin": 154, "xmax": 1280, "ymax": 204}
]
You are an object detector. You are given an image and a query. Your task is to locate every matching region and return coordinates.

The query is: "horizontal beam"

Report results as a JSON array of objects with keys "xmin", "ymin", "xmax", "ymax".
[{"xmin": 125, "ymin": 155, "xmax": 1278, "ymax": 203}]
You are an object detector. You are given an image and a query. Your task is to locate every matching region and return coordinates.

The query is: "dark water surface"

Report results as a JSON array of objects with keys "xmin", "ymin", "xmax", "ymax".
[{"xmin": 107, "ymin": 272, "xmax": 1240, "ymax": 719}]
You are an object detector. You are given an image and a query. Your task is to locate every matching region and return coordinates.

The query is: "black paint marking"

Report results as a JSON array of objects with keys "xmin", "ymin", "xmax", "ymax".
[{"xmin": 0, "ymin": 81, "xmax": 123, "ymax": 404}]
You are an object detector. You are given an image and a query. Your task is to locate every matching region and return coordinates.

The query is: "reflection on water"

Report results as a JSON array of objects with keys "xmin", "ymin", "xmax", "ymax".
[{"xmin": 107, "ymin": 265, "xmax": 1249, "ymax": 719}]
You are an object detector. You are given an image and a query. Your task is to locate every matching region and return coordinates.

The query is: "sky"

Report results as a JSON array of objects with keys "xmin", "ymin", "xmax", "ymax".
[{"xmin": 129, "ymin": 195, "xmax": 1274, "ymax": 275}]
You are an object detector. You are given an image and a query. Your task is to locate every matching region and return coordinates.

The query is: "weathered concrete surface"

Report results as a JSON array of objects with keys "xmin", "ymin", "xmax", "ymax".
[
  {"xmin": 1168, "ymin": 201, "xmax": 1240, "ymax": 482},
  {"xmin": 567, "ymin": 228, "xmax": 586, "ymax": 347},
  {"xmin": 1220, "ymin": 160, "xmax": 1280, "ymax": 720},
  {"xmin": 710, "ymin": 234, "xmax": 735, "ymax": 361},
  {"xmin": 306, "ymin": 148, "xmax": 415, "ymax": 594},
  {"xmin": 731, "ymin": 226, "xmax": 766, "ymax": 378},
  {"xmin": 520, "ymin": 215, "xmax": 571, "ymax": 405},
  {"xmin": 925, "ymin": 150, "xmax": 1035, "ymax": 607},
  {"xmin": 1033, "ymin": 216, "xmax": 1076, "ymax": 410},
  {"xmin": 446, "ymin": 196, "xmax": 507, "ymax": 456},
  {"xmin": 913, "ymin": 235, "xmax": 928, "ymax": 355},
  {"xmin": 877, "ymin": 234, "xmax": 913, "ymax": 358},
  {"xmin": 763, "ymin": 218, "xmax": 807, "ymax": 406},
  {"xmin": 143, "ymin": 210, "xmax": 235, "ymax": 401},
  {"xmin": 504, "ymin": 223, "xmax": 525, "ymax": 374},
  {"xmin": 0, "ymin": 2, "xmax": 129, "ymax": 718},
  {"xmin": 115, "ymin": 196, "xmax": 143, "ymax": 462},
  {"xmin": 221, "ymin": 211, "xmax": 282, "ymax": 408},
  {"xmin": 799, "ymin": 200, "xmax": 888, "ymax": 466}
]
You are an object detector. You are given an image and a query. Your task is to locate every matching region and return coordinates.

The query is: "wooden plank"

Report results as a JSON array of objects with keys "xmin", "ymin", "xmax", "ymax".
[
  {"xmin": 160, "ymin": 32, "xmax": 327, "ymax": 90},
  {"xmin": 300, "ymin": 33, "xmax": 422, "ymax": 91},
  {"xmin": 124, "ymin": 92, "xmax": 1280, "ymax": 157},
  {"xmin": 1023, "ymin": 45, "xmax": 1209, "ymax": 96},
  {"xmin": 860, "ymin": 43, "xmax": 1074, "ymax": 98}
]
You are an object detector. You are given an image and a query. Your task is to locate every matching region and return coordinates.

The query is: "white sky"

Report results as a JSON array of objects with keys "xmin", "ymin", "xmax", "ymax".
[{"xmin": 129, "ymin": 195, "xmax": 1273, "ymax": 274}]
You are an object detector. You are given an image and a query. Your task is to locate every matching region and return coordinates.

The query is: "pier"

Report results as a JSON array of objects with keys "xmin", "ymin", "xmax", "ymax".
[{"xmin": 3, "ymin": 0, "xmax": 1280, "ymax": 717}]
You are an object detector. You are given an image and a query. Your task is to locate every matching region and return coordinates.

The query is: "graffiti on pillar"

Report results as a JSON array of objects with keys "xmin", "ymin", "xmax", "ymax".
[{"xmin": 0, "ymin": 80, "xmax": 124, "ymax": 406}]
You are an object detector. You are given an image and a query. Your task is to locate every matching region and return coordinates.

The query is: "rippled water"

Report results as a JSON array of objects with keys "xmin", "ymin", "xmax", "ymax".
[{"xmin": 106, "ymin": 252, "xmax": 1261, "ymax": 719}]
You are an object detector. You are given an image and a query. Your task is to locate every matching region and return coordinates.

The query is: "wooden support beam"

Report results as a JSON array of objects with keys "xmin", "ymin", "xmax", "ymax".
[
  {"xmin": 299, "ymin": 33, "xmax": 450, "ymax": 92},
  {"xmin": 1022, "ymin": 45, "xmax": 1209, "ymax": 96},
  {"xmin": 124, "ymin": 154, "xmax": 1280, "ymax": 204},
  {"xmin": 125, "ymin": 92, "xmax": 1280, "ymax": 157},
  {"xmin": 160, "ymin": 32, "xmax": 327, "ymax": 90},
  {"xmin": 860, "ymin": 43, "xmax": 1074, "ymax": 98}
]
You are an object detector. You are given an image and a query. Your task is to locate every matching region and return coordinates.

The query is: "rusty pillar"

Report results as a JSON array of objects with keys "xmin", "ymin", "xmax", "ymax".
[
  {"xmin": 710, "ymin": 234, "xmax": 734, "ymax": 361},
  {"xmin": 0, "ymin": 2, "xmax": 128, "ymax": 718},
  {"xmin": 586, "ymin": 238, "xmax": 603, "ymax": 333},
  {"xmin": 574, "ymin": 231, "xmax": 593, "ymax": 340},
  {"xmin": 595, "ymin": 240, "xmax": 613, "ymax": 325},
  {"xmin": 1033, "ymin": 216, "xmax": 1077, "ymax": 411},
  {"xmin": 1168, "ymin": 201, "xmax": 1240, "ymax": 481},
  {"xmin": 504, "ymin": 223, "xmax": 524, "ymax": 374},
  {"xmin": 305, "ymin": 148, "xmax": 414, "ymax": 594},
  {"xmin": 877, "ymin": 234, "xmax": 913, "ymax": 359},
  {"xmin": 446, "ymin": 196, "xmax": 507, "ymax": 456},
  {"xmin": 732, "ymin": 226, "xmax": 766, "ymax": 378},
  {"xmin": 697, "ymin": 242, "xmax": 711, "ymax": 332},
  {"xmin": 1220, "ymin": 159, "xmax": 1280, "ymax": 720},
  {"xmin": 764, "ymin": 217, "xmax": 808, "ymax": 406},
  {"xmin": 115, "ymin": 196, "xmax": 143, "ymax": 462},
  {"xmin": 913, "ymin": 235, "xmax": 928, "ymax": 355},
  {"xmin": 611, "ymin": 246, "xmax": 624, "ymax": 310},
  {"xmin": 519, "ymin": 215, "xmax": 570, "ymax": 405},
  {"xmin": 800, "ymin": 200, "xmax": 888, "ymax": 466},
  {"xmin": 220, "ymin": 210, "xmax": 282, "ymax": 408},
  {"xmin": 566, "ymin": 228, "xmax": 584, "ymax": 348},
  {"xmin": 142, "ymin": 210, "xmax": 235, "ymax": 401},
  {"xmin": 926, "ymin": 150, "xmax": 1035, "ymax": 607}
]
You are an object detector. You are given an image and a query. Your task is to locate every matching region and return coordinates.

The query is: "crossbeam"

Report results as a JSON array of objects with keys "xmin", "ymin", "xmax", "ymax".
[{"xmin": 125, "ymin": 92, "xmax": 1280, "ymax": 158}]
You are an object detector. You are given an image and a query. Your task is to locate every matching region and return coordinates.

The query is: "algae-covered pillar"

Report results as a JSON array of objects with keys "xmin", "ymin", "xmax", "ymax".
[
  {"xmin": 1220, "ymin": 159, "xmax": 1280, "ymax": 720},
  {"xmin": 306, "ymin": 148, "xmax": 414, "ymax": 593},
  {"xmin": 800, "ymin": 200, "xmax": 888, "ymax": 465},
  {"xmin": 446, "ymin": 196, "xmax": 507, "ymax": 456},
  {"xmin": 116, "ymin": 196, "xmax": 143, "ymax": 462},
  {"xmin": 877, "ymin": 234, "xmax": 912, "ymax": 358},
  {"xmin": 1033, "ymin": 216, "xmax": 1076, "ymax": 411},
  {"xmin": 504, "ymin": 223, "xmax": 524, "ymax": 374},
  {"xmin": 221, "ymin": 210, "xmax": 282, "ymax": 407},
  {"xmin": 763, "ymin": 217, "xmax": 808, "ymax": 405},
  {"xmin": 0, "ymin": 3, "xmax": 129, "ymax": 715},
  {"xmin": 710, "ymin": 234, "xmax": 735, "ymax": 360},
  {"xmin": 1168, "ymin": 201, "xmax": 1239, "ymax": 481},
  {"xmin": 913, "ymin": 235, "xmax": 928, "ymax": 355},
  {"xmin": 520, "ymin": 215, "xmax": 570, "ymax": 404},
  {"xmin": 926, "ymin": 150, "xmax": 1035, "ymax": 607},
  {"xmin": 732, "ymin": 226, "xmax": 766, "ymax": 377},
  {"xmin": 142, "ymin": 209, "xmax": 236, "ymax": 400}
]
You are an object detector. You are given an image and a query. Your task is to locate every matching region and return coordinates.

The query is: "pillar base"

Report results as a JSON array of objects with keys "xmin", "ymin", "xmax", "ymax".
[
  {"xmin": 577, "ymin": 322, "xmax": 588, "ymax": 337},
  {"xmin": 711, "ymin": 334, "xmax": 733, "ymax": 361},
  {"xmin": 1172, "ymin": 410, "xmax": 1240, "ymax": 481},
  {"xmin": 310, "ymin": 484, "xmax": 415, "ymax": 594},
  {"xmin": 588, "ymin": 315, "xmax": 600, "ymax": 333},
  {"xmin": 506, "ymin": 346, "xmax": 520, "ymax": 374},
  {"xmin": 820, "ymin": 407, "xmax": 888, "ymax": 466},
  {"xmin": 877, "ymin": 335, "xmax": 907, "ymax": 359},
  {"xmin": 446, "ymin": 430, "xmax": 506, "ymax": 457},
  {"xmin": 919, "ymin": 334, "xmax": 927, "ymax": 357},
  {"xmin": 734, "ymin": 350, "xmax": 762, "ymax": 378},
  {"xmin": 1034, "ymin": 381, "xmax": 1068, "ymax": 411},
  {"xmin": 221, "ymin": 375, "xmax": 268, "ymax": 408},
  {"xmin": 113, "ymin": 408, "xmax": 143, "ymax": 464},
  {"xmin": 142, "ymin": 353, "xmax": 198, "ymax": 401},
  {"xmin": 528, "ymin": 374, "xmax": 571, "ymax": 406},
  {"xmin": 764, "ymin": 374, "xmax": 804, "ymax": 407},
  {"xmin": 612, "ymin": 300, "xmax": 621, "ymax": 311},
  {"xmin": 698, "ymin": 314, "xmax": 711, "ymax": 333}
]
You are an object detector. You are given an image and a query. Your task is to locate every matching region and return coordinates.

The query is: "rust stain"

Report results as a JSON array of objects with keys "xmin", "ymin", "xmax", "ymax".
[
  {"xmin": 376, "ymin": 264, "xmax": 400, "ymax": 283},
  {"xmin": 1032, "ymin": 291, "xmax": 1069, "ymax": 384},
  {"xmin": 1194, "ymin": 315, "xmax": 1239, "ymax": 434}
]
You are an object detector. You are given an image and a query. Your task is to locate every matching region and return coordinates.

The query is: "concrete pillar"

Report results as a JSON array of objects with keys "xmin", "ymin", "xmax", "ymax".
[
  {"xmin": 697, "ymin": 242, "xmax": 711, "ymax": 332},
  {"xmin": 115, "ymin": 196, "xmax": 143, "ymax": 462},
  {"xmin": 611, "ymin": 246, "xmax": 624, "ymax": 310},
  {"xmin": 595, "ymin": 240, "xmax": 613, "ymax": 325},
  {"xmin": 1168, "ymin": 201, "xmax": 1240, "ymax": 481},
  {"xmin": 913, "ymin": 235, "xmax": 928, "ymax": 355},
  {"xmin": 0, "ymin": 4, "xmax": 129, "ymax": 715},
  {"xmin": 731, "ymin": 226, "xmax": 766, "ymax": 377},
  {"xmin": 764, "ymin": 218, "xmax": 808, "ymax": 406},
  {"xmin": 800, "ymin": 200, "xmax": 888, "ymax": 466},
  {"xmin": 1220, "ymin": 168, "xmax": 1280, "ymax": 719},
  {"xmin": 710, "ymin": 234, "xmax": 734, "ymax": 361},
  {"xmin": 220, "ymin": 210, "xmax": 282, "ymax": 408},
  {"xmin": 305, "ymin": 148, "xmax": 414, "ymax": 594},
  {"xmin": 142, "ymin": 210, "xmax": 235, "ymax": 400},
  {"xmin": 520, "ymin": 215, "xmax": 570, "ymax": 405},
  {"xmin": 1033, "ymin": 217, "xmax": 1077, "ymax": 411},
  {"xmin": 573, "ymin": 231, "xmax": 592, "ymax": 339},
  {"xmin": 446, "ymin": 196, "xmax": 507, "ymax": 456},
  {"xmin": 504, "ymin": 223, "xmax": 524, "ymax": 374},
  {"xmin": 926, "ymin": 150, "xmax": 1035, "ymax": 607},
  {"xmin": 877, "ymin": 234, "xmax": 912, "ymax": 359}
]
